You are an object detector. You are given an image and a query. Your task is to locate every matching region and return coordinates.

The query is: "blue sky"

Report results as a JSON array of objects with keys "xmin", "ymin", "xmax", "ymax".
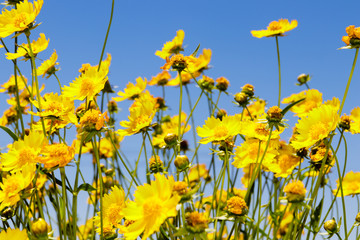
[{"xmin": 1, "ymin": 0, "xmax": 360, "ymax": 235}]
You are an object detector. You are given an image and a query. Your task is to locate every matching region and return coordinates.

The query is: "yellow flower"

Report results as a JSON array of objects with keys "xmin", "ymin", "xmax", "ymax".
[
  {"xmin": 0, "ymin": 164, "xmax": 36, "ymax": 210},
  {"xmin": 333, "ymin": 171, "xmax": 360, "ymax": 196},
  {"xmin": 0, "ymin": 0, "xmax": 43, "ymax": 38},
  {"xmin": 1, "ymin": 131, "xmax": 46, "ymax": 172},
  {"xmin": 267, "ymin": 141, "xmax": 301, "ymax": 178},
  {"xmin": 239, "ymin": 120, "xmax": 283, "ymax": 141},
  {"xmin": 232, "ymin": 137, "xmax": 280, "ymax": 169},
  {"xmin": 149, "ymin": 71, "xmax": 171, "ymax": 86},
  {"xmin": 283, "ymin": 180, "xmax": 306, "ymax": 202},
  {"xmin": 0, "ymin": 228, "xmax": 29, "ymax": 240},
  {"xmin": 113, "ymin": 77, "xmax": 147, "ymax": 101},
  {"xmin": 79, "ymin": 109, "xmax": 108, "ymax": 131},
  {"xmin": 242, "ymin": 99, "xmax": 266, "ymax": 120},
  {"xmin": 6, "ymin": 33, "xmax": 49, "ymax": 60},
  {"xmin": 116, "ymin": 91, "xmax": 157, "ymax": 137},
  {"xmin": 167, "ymin": 71, "xmax": 200, "ymax": 86},
  {"xmin": 282, "ymin": 89, "xmax": 323, "ymax": 118},
  {"xmin": 155, "ymin": 29, "xmax": 184, "ymax": 59},
  {"xmin": 38, "ymin": 143, "xmax": 75, "ymax": 169},
  {"xmin": 78, "ymin": 219, "xmax": 94, "ymax": 240},
  {"xmin": 188, "ymin": 164, "xmax": 211, "ymax": 183},
  {"xmin": 197, "ymin": 115, "xmax": 242, "ymax": 144},
  {"xmin": 121, "ymin": 173, "xmax": 180, "ymax": 240},
  {"xmin": 349, "ymin": 107, "xmax": 360, "ymax": 134},
  {"xmin": 290, "ymin": 103, "xmax": 340, "ymax": 149},
  {"xmin": 0, "ymin": 105, "xmax": 27, "ymax": 126},
  {"xmin": 188, "ymin": 48, "xmax": 212, "ymax": 73},
  {"xmin": 0, "ymin": 75, "xmax": 28, "ymax": 94},
  {"xmin": 342, "ymin": 25, "xmax": 360, "ymax": 47},
  {"xmin": 161, "ymin": 54, "xmax": 197, "ymax": 71},
  {"xmin": 29, "ymin": 92, "xmax": 77, "ymax": 124},
  {"xmin": 251, "ymin": 19, "xmax": 298, "ymax": 38},
  {"xmin": 185, "ymin": 211, "xmax": 209, "ymax": 233},
  {"xmin": 215, "ymin": 77, "xmax": 230, "ymax": 91},
  {"xmin": 62, "ymin": 66, "xmax": 108, "ymax": 101},
  {"xmin": 225, "ymin": 196, "xmax": 248, "ymax": 215},
  {"xmin": 94, "ymin": 186, "xmax": 125, "ymax": 234},
  {"xmin": 37, "ymin": 50, "xmax": 59, "ymax": 78}
]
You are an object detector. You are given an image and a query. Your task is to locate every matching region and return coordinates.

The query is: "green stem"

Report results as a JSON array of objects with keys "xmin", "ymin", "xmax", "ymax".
[
  {"xmin": 339, "ymin": 47, "xmax": 359, "ymax": 115},
  {"xmin": 275, "ymin": 36, "xmax": 282, "ymax": 107}
]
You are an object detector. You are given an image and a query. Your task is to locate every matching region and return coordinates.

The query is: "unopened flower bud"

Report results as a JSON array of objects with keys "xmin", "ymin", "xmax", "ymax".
[
  {"xmin": 215, "ymin": 77, "xmax": 230, "ymax": 91},
  {"xmin": 266, "ymin": 106, "xmax": 283, "ymax": 124},
  {"xmin": 105, "ymin": 168, "xmax": 115, "ymax": 176},
  {"xmin": 155, "ymin": 97, "xmax": 166, "ymax": 109},
  {"xmin": 324, "ymin": 219, "xmax": 337, "ymax": 233},
  {"xmin": 198, "ymin": 76, "xmax": 214, "ymax": 92},
  {"xmin": 297, "ymin": 73, "xmax": 310, "ymax": 85},
  {"xmin": 1, "ymin": 207, "xmax": 14, "ymax": 219},
  {"xmin": 241, "ymin": 84, "xmax": 254, "ymax": 97},
  {"xmin": 356, "ymin": 212, "xmax": 360, "ymax": 222},
  {"xmin": 149, "ymin": 155, "xmax": 164, "ymax": 173},
  {"xmin": 339, "ymin": 114, "xmax": 351, "ymax": 130},
  {"xmin": 225, "ymin": 196, "xmax": 248, "ymax": 216},
  {"xmin": 216, "ymin": 109, "xmax": 227, "ymax": 120},
  {"xmin": 107, "ymin": 100, "xmax": 118, "ymax": 114},
  {"xmin": 174, "ymin": 155, "xmax": 189, "ymax": 171},
  {"xmin": 164, "ymin": 133, "xmax": 178, "ymax": 146},
  {"xmin": 32, "ymin": 218, "xmax": 49, "ymax": 238},
  {"xmin": 234, "ymin": 92, "xmax": 248, "ymax": 106},
  {"xmin": 180, "ymin": 140, "xmax": 189, "ymax": 152},
  {"xmin": 283, "ymin": 180, "xmax": 306, "ymax": 202}
]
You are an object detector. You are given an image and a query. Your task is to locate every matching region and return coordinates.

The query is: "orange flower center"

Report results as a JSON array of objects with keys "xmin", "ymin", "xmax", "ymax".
[
  {"xmin": 14, "ymin": 13, "xmax": 28, "ymax": 29},
  {"xmin": 18, "ymin": 148, "xmax": 36, "ymax": 166},
  {"xmin": 107, "ymin": 204, "xmax": 122, "ymax": 225},
  {"xmin": 47, "ymin": 102, "xmax": 63, "ymax": 113},
  {"xmin": 213, "ymin": 125, "xmax": 228, "ymax": 139},
  {"xmin": 268, "ymin": 21, "xmax": 282, "ymax": 31},
  {"xmin": 309, "ymin": 122, "xmax": 328, "ymax": 140},
  {"xmin": 80, "ymin": 78, "xmax": 95, "ymax": 96},
  {"xmin": 143, "ymin": 201, "xmax": 162, "ymax": 217}
]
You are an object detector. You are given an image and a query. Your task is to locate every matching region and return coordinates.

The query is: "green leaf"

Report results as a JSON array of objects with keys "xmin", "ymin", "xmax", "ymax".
[
  {"xmin": 310, "ymin": 199, "xmax": 323, "ymax": 231},
  {"xmin": 281, "ymin": 98, "xmax": 305, "ymax": 116},
  {"xmin": 77, "ymin": 183, "xmax": 96, "ymax": 193},
  {"xmin": 191, "ymin": 44, "xmax": 201, "ymax": 57},
  {"xmin": 0, "ymin": 126, "xmax": 18, "ymax": 141}
]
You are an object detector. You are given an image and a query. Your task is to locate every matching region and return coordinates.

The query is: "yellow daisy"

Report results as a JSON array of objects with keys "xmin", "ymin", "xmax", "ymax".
[
  {"xmin": 121, "ymin": 173, "xmax": 180, "ymax": 240},
  {"xmin": 239, "ymin": 120, "xmax": 283, "ymax": 141},
  {"xmin": 282, "ymin": 89, "xmax": 323, "ymax": 118},
  {"xmin": 0, "ymin": 228, "xmax": 29, "ymax": 240},
  {"xmin": 188, "ymin": 48, "xmax": 212, "ymax": 73},
  {"xmin": 0, "ymin": 164, "xmax": 36, "ymax": 210},
  {"xmin": 0, "ymin": 0, "xmax": 43, "ymax": 38},
  {"xmin": 196, "ymin": 115, "xmax": 242, "ymax": 144},
  {"xmin": 188, "ymin": 164, "xmax": 211, "ymax": 183},
  {"xmin": 6, "ymin": 33, "xmax": 49, "ymax": 60},
  {"xmin": 78, "ymin": 109, "xmax": 108, "ymax": 131},
  {"xmin": 333, "ymin": 171, "xmax": 360, "ymax": 196},
  {"xmin": 94, "ymin": 186, "xmax": 125, "ymax": 234},
  {"xmin": 349, "ymin": 107, "xmax": 360, "ymax": 134},
  {"xmin": 148, "ymin": 71, "xmax": 171, "ymax": 86},
  {"xmin": 342, "ymin": 25, "xmax": 360, "ymax": 47},
  {"xmin": 116, "ymin": 91, "xmax": 157, "ymax": 137},
  {"xmin": 38, "ymin": 143, "xmax": 75, "ymax": 169},
  {"xmin": 167, "ymin": 71, "xmax": 200, "ymax": 86},
  {"xmin": 155, "ymin": 29, "xmax": 185, "ymax": 59},
  {"xmin": 290, "ymin": 103, "xmax": 340, "ymax": 149},
  {"xmin": 62, "ymin": 66, "xmax": 108, "ymax": 101},
  {"xmin": 0, "ymin": 75, "xmax": 28, "ymax": 94},
  {"xmin": 113, "ymin": 77, "xmax": 147, "ymax": 102},
  {"xmin": 283, "ymin": 180, "xmax": 306, "ymax": 202},
  {"xmin": 37, "ymin": 50, "xmax": 59, "ymax": 78},
  {"xmin": 0, "ymin": 130, "xmax": 46, "ymax": 172},
  {"xmin": 232, "ymin": 137, "xmax": 280, "ymax": 169},
  {"xmin": 251, "ymin": 19, "xmax": 298, "ymax": 38}
]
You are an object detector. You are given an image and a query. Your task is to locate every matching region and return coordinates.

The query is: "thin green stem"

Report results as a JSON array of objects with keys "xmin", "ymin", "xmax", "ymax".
[{"xmin": 275, "ymin": 36, "xmax": 282, "ymax": 107}]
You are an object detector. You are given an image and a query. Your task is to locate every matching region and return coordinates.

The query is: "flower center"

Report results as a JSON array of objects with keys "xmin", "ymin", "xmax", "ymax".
[
  {"xmin": 107, "ymin": 204, "xmax": 122, "ymax": 225},
  {"xmin": 18, "ymin": 148, "xmax": 36, "ymax": 165},
  {"xmin": 213, "ymin": 125, "xmax": 228, "ymax": 139},
  {"xmin": 309, "ymin": 122, "xmax": 328, "ymax": 140},
  {"xmin": 268, "ymin": 21, "xmax": 282, "ymax": 31},
  {"xmin": 14, "ymin": 13, "xmax": 28, "ymax": 29},
  {"xmin": 47, "ymin": 102, "xmax": 63, "ymax": 113},
  {"xmin": 80, "ymin": 78, "xmax": 95, "ymax": 96},
  {"xmin": 143, "ymin": 201, "xmax": 162, "ymax": 217}
]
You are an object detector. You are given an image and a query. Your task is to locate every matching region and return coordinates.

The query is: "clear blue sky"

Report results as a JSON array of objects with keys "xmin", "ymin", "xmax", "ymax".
[{"xmin": 1, "ymin": 0, "xmax": 360, "ymax": 235}]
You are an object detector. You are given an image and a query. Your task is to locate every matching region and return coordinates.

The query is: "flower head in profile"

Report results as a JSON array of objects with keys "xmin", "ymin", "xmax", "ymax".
[
  {"xmin": 283, "ymin": 180, "xmax": 306, "ymax": 202},
  {"xmin": 0, "ymin": 164, "xmax": 36, "ymax": 210},
  {"xmin": 282, "ymin": 89, "xmax": 323, "ymax": 118},
  {"xmin": 38, "ymin": 143, "xmax": 75, "ymax": 169},
  {"xmin": 62, "ymin": 66, "xmax": 108, "ymax": 101},
  {"xmin": 0, "ymin": 0, "xmax": 43, "ymax": 38},
  {"xmin": 113, "ymin": 77, "xmax": 147, "ymax": 101},
  {"xmin": 0, "ymin": 228, "xmax": 29, "ymax": 240},
  {"xmin": 149, "ymin": 71, "xmax": 171, "ymax": 86},
  {"xmin": 116, "ymin": 91, "xmax": 157, "ymax": 137},
  {"xmin": 341, "ymin": 25, "xmax": 360, "ymax": 48},
  {"xmin": 347, "ymin": 107, "xmax": 360, "ymax": 134},
  {"xmin": 161, "ymin": 54, "xmax": 197, "ymax": 72},
  {"xmin": 290, "ymin": 103, "xmax": 340, "ymax": 149},
  {"xmin": 121, "ymin": 174, "xmax": 180, "ymax": 240},
  {"xmin": 333, "ymin": 171, "xmax": 360, "ymax": 197},
  {"xmin": 251, "ymin": 19, "xmax": 298, "ymax": 38},
  {"xmin": 155, "ymin": 29, "xmax": 185, "ymax": 59},
  {"xmin": 6, "ymin": 33, "xmax": 49, "ymax": 60},
  {"xmin": 225, "ymin": 196, "xmax": 248, "ymax": 216},
  {"xmin": 79, "ymin": 109, "xmax": 108, "ymax": 132},
  {"xmin": 0, "ymin": 75, "xmax": 28, "ymax": 94},
  {"xmin": 188, "ymin": 164, "xmax": 211, "ymax": 184},
  {"xmin": 37, "ymin": 50, "xmax": 59, "ymax": 78}
]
